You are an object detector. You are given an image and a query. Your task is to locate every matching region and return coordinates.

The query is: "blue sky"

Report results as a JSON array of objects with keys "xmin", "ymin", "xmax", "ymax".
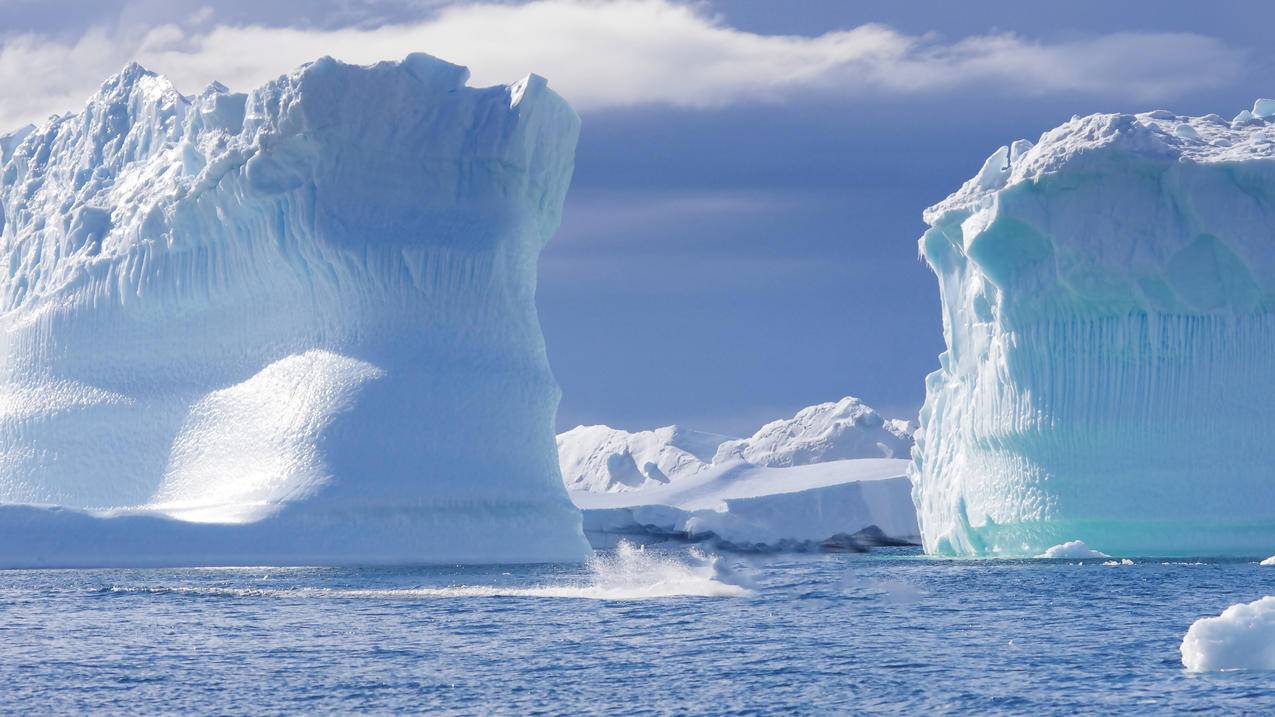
[{"xmin": 2, "ymin": 0, "xmax": 1270, "ymax": 434}]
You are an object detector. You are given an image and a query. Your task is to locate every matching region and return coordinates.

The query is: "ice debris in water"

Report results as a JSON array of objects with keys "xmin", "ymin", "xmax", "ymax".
[
  {"xmin": 1260, "ymin": 556, "xmax": 1275, "ymax": 566},
  {"xmin": 1034, "ymin": 541, "xmax": 1109, "ymax": 560},
  {"xmin": 911, "ymin": 99, "xmax": 1275, "ymax": 558},
  {"xmin": 1181, "ymin": 596, "xmax": 1275, "ymax": 672}
]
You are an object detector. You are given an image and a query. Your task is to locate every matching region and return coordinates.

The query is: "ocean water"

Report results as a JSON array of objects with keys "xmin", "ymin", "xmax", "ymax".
[{"xmin": 0, "ymin": 544, "xmax": 1271, "ymax": 714}]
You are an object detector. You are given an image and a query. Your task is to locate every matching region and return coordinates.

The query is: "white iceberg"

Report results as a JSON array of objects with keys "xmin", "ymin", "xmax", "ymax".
[
  {"xmin": 912, "ymin": 104, "xmax": 1275, "ymax": 557},
  {"xmin": 0, "ymin": 54, "xmax": 589, "ymax": 566},
  {"xmin": 562, "ymin": 398, "xmax": 919, "ymax": 550},
  {"xmin": 1181, "ymin": 596, "xmax": 1275, "ymax": 672},
  {"xmin": 1034, "ymin": 540, "xmax": 1109, "ymax": 560}
]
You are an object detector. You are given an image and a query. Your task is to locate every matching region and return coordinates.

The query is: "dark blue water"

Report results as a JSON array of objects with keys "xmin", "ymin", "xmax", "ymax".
[{"xmin": 0, "ymin": 545, "xmax": 1270, "ymax": 714}]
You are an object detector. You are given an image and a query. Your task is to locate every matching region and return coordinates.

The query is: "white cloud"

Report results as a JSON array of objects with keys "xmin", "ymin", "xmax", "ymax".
[{"xmin": 0, "ymin": 0, "xmax": 1245, "ymax": 131}]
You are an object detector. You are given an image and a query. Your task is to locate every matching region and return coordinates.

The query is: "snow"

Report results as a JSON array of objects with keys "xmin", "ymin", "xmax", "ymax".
[
  {"xmin": 912, "ymin": 101, "xmax": 1275, "ymax": 557},
  {"xmin": 1181, "ymin": 596, "xmax": 1275, "ymax": 672},
  {"xmin": 712, "ymin": 396, "xmax": 913, "ymax": 466},
  {"xmin": 560, "ymin": 396, "xmax": 914, "ymax": 496},
  {"xmin": 1035, "ymin": 541, "xmax": 1109, "ymax": 560},
  {"xmin": 556, "ymin": 424, "xmax": 729, "ymax": 492},
  {"xmin": 0, "ymin": 54, "xmax": 589, "ymax": 567}
]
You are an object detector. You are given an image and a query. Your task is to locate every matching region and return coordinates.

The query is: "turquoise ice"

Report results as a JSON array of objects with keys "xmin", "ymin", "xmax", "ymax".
[{"xmin": 912, "ymin": 103, "xmax": 1275, "ymax": 557}]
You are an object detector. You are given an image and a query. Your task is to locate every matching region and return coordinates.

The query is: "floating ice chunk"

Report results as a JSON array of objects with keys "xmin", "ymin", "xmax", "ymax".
[
  {"xmin": 1034, "ymin": 540, "xmax": 1109, "ymax": 559},
  {"xmin": 1253, "ymin": 98, "xmax": 1275, "ymax": 119},
  {"xmin": 1232, "ymin": 109, "xmax": 1255, "ymax": 126},
  {"xmin": 1181, "ymin": 596, "xmax": 1275, "ymax": 672},
  {"xmin": 1261, "ymin": 556, "xmax": 1275, "ymax": 566},
  {"xmin": 1102, "ymin": 559, "xmax": 1134, "ymax": 566}
]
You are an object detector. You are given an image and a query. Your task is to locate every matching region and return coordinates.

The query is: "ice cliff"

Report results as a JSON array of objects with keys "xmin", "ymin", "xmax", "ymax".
[
  {"xmin": 0, "ymin": 54, "xmax": 589, "ymax": 566},
  {"xmin": 912, "ymin": 101, "xmax": 1275, "ymax": 557}
]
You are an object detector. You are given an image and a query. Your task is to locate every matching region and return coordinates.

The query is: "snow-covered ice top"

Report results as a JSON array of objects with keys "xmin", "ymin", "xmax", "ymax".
[
  {"xmin": 1, "ymin": 56, "xmax": 572, "ymax": 309},
  {"xmin": 0, "ymin": 54, "xmax": 588, "ymax": 566},
  {"xmin": 922, "ymin": 99, "xmax": 1275, "ymax": 321},
  {"xmin": 559, "ymin": 396, "xmax": 913, "ymax": 493},
  {"xmin": 911, "ymin": 100, "xmax": 1275, "ymax": 557},
  {"xmin": 556, "ymin": 424, "xmax": 730, "ymax": 492},
  {"xmin": 714, "ymin": 396, "xmax": 912, "ymax": 466}
]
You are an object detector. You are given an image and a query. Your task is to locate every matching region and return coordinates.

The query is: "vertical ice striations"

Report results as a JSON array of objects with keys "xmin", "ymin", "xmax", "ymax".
[
  {"xmin": 0, "ymin": 54, "xmax": 589, "ymax": 566},
  {"xmin": 912, "ymin": 102, "xmax": 1275, "ymax": 557}
]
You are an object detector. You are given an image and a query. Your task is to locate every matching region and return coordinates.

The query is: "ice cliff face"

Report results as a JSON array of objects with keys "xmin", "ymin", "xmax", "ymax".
[
  {"xmin": 0, "ymin": 54, "xmax": 589, "ymax": 566},
  {"xmin": 912, "ymin": 100, "xmax": 1275, "ymax": 557}
]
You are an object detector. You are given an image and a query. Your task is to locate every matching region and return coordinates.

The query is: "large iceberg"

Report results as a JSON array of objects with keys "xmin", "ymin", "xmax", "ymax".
[
  {"xmin": 0, "ymin": 54, "xmax": 589, "ymax": 566},
  {"xmin": 912, "ymin": 102, "xmax": 1275, "ymax": 557}
]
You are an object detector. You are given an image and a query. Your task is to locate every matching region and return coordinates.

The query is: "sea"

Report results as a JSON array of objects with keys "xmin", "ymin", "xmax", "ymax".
[{"xmin": 0, "ymin": 543, "xmax": 1271, "ymax": 714}]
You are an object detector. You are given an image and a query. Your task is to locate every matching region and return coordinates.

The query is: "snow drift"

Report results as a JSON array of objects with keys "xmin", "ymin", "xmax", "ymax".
[
  {"xmin": 0, "ymin": 54, "xmax": 589, "ymax": 566},
  {"xmin": 912, "ymin": 101, "xmax": 1275, "ymax": 557}
]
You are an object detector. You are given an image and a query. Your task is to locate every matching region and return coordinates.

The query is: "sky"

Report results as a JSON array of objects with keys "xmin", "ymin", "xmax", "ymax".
[{"xmin": 1, "ymin": 0, "xmax": 1271, "ymax": 435}]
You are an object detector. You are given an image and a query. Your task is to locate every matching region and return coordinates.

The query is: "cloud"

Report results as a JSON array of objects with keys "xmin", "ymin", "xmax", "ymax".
[{"xmin": 0, "ymin": 0, "xmax": 1245, "ymax": 131}]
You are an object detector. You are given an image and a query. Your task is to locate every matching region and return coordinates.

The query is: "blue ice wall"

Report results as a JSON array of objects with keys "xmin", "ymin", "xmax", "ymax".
[{"xmin": 912, "ymin": 106, "xmax": 1275, "ymax": 557}]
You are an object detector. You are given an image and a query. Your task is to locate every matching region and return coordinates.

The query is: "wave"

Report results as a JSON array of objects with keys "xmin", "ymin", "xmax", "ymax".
[{"xmin": 100, "ymin": 542, "xmax": 753, "ymax": 601}]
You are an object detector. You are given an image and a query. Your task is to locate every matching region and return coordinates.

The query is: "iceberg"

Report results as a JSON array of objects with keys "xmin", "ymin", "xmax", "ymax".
[
  {"xmin": 561, "ymin": 398, "xmax": 920, "ymax": 550},
  {"xmin": 0, "ymin": 54, "xmax": 589, "ymax": 566},
  {"xmin": 1181, "ymin": 596, "xmax": 1275, "ymax": 672},
  {"xmin": 1033, "ymin": 540, "xmax": 1109, "ymax": 560},
  {"xmin": 912, "ymin": 103, "xmax": 1275, "ymax": 557},
  {"xmin": 560, "ymin": 396, "xmax": 914, "ymax": 495}
]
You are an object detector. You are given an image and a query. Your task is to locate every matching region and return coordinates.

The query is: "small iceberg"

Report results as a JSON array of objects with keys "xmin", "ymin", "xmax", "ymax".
[
  {"xmin": 1181, "ymin": 596, "xmax": 1275, "ymax": 672},
  {"xmin": 1034, "ymin": 540, "xmax": 1109, "ymax": 559}
]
